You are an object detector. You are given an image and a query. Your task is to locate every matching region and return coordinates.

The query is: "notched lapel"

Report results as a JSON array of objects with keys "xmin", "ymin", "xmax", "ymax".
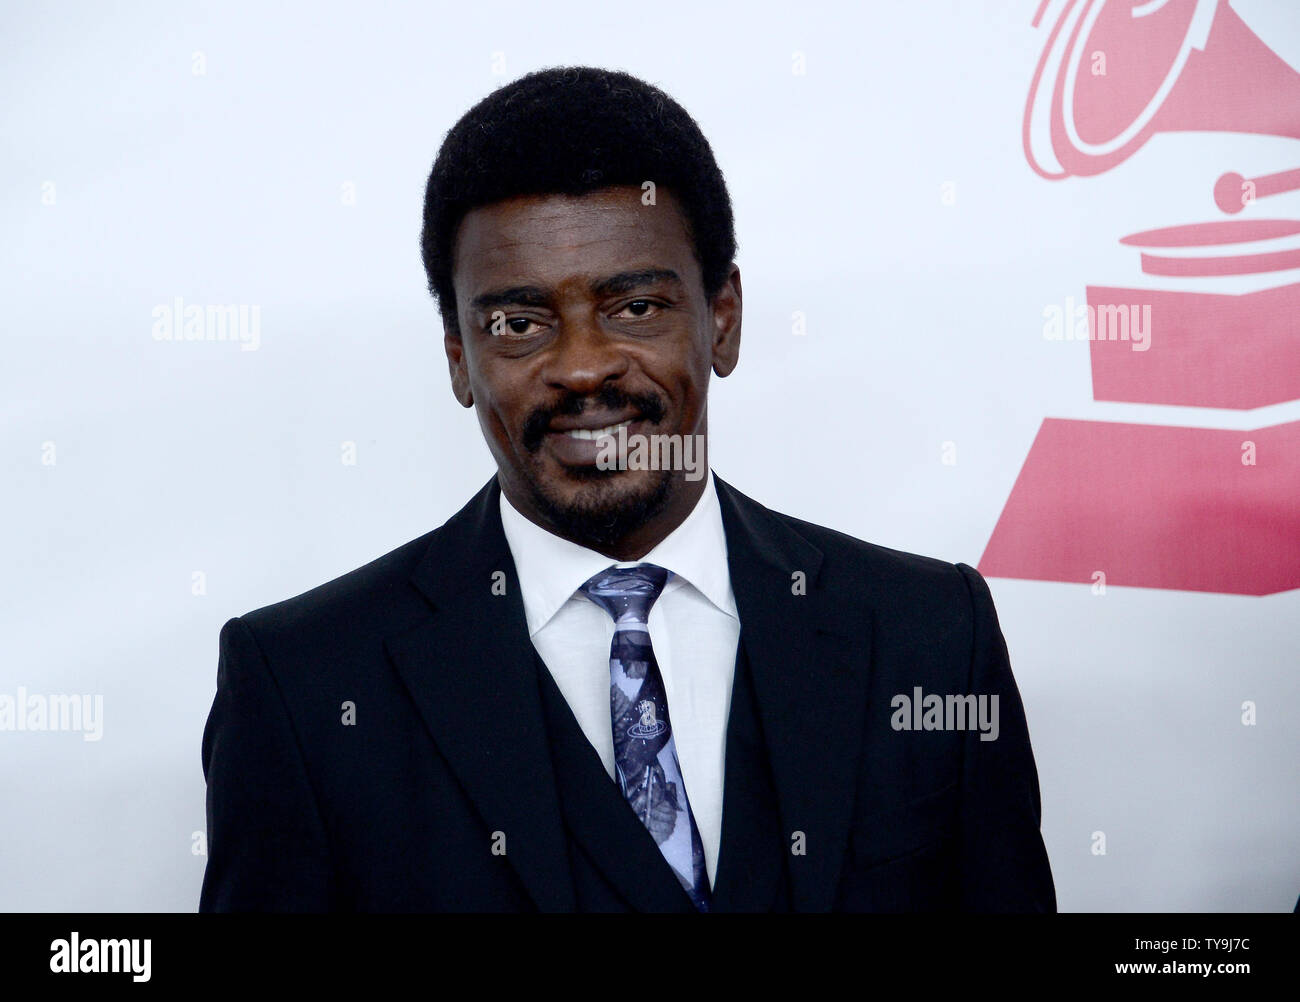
[
  {"xmin": 714, "ymin": 476, "xmax": 875, "ymax": 912},
  {"xmin": 385, "ymin": 479, "xmax": 577, "ymax": 912}
]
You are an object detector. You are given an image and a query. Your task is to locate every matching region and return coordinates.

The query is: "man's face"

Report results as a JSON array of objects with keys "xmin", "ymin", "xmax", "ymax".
[{"xmin": 444, "ymin": 185, "xmax": 741, "ymax": 553}]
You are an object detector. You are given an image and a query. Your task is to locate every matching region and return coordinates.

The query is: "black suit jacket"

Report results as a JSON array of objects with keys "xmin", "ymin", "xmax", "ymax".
[{"xmin": 199, "ymin": 475, "xmax": 1056, "ymax": 912}]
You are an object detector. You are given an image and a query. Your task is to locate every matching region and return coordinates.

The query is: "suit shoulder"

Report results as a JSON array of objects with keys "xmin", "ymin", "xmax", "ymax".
[
  {"xmin": 777, "ymin": 507, "xmax": 967, "ymax": 582},
  {"xmin": 236, "ymin": 527, "xmax": 438, "ymax": 643},
  {"xmin": 758, "ymin": 503, "xmax": 989, "ymax": 659}
]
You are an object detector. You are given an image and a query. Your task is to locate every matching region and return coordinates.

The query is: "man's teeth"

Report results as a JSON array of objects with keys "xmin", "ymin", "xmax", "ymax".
[{"xmin": 565, "ymin": 420, "xmax": 632, "ymax": 440}]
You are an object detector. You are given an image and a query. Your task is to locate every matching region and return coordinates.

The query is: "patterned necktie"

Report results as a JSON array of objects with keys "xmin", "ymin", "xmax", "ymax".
[{"xmin": 579, "ymin": 563, "xmax": 711, "ymax": 912}]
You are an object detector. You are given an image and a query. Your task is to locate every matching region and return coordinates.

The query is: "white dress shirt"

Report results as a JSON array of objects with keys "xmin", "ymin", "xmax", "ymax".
[{"xmin": 498, "ymin": 471, "xmax": 741, "ymax": 887}]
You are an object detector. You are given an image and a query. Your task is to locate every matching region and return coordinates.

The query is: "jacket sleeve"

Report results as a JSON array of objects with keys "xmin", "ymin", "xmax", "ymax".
[
  {"xmin": 199, "ymin": 616, "xmax": 337, "ymax": 911},
  {"xmin": 953, "ymin": 563, "xmax": 1057, "ymax": 912}
]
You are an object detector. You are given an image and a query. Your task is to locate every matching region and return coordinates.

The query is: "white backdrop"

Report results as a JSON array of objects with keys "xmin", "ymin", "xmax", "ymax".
[{"xmin": 2, "ymin": 0, "xmax": 1297, "ymax": 911}]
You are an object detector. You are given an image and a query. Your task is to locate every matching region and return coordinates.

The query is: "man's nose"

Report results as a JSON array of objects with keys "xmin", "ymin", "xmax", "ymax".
[{"xmin": 540, "ymin": 311, "xmax": 629, "ymax": 394}]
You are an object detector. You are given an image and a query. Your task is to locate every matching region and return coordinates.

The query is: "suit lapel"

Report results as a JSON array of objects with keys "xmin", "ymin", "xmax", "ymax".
[
  {"xmin": 385, "ymin": 478, "xmax": 577, "ymax": 912},
  {"xmin": 534, "ymin": 650, "xmax": 696, "ymax": 912},
  {"xmin": 713, "ymin": 475, "xmax": 875, "ymax": 912},
  {"xmin": 708, "ymin": 635, "xmax": 787, "ymax": 911}
]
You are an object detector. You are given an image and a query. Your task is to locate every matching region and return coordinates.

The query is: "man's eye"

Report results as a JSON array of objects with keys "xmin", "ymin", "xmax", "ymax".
[
  {"xmin": 613, "ymin": 299, "xmax": 660, "ymax": 319},
  {"xmin": 489, "ymin": 314, "xmax": 544, "ymax": 336}
]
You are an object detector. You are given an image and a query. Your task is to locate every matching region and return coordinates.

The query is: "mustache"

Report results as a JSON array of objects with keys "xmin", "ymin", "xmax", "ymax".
[{"xmin": 521, "ymin": 386, "xmax": 667, "ymax": 453}]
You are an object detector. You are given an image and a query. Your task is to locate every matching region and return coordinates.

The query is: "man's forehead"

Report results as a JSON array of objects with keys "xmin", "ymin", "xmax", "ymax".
[{"xmin": 451, "ymin": 187, "xmax": 696, "ymax": 291}]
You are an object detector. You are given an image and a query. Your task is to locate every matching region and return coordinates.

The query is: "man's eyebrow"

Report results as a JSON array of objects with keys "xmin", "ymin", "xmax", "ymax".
[
  {"xmin": 591, "ymin": 269, "xmax": 682, "ymax": 297},
  {"xmin": 469, "ymin": 285, "xmax": 552, "ymax": 312},
  {"xmin": 468, "ymin": 269, "xmax": 682, "ymax": 313}
]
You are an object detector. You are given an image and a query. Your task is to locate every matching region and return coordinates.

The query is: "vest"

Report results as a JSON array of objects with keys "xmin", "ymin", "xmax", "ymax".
[{"xmin": 534, "ymin": 633, "xmax": 791, "ymax": 912}]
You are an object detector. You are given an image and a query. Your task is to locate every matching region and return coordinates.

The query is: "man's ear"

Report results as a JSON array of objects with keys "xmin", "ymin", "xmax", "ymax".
[
  {"xmin": 710, "ymin": 263, "xmax": 742, "ymax": 378},
  {"xmin": 442, "ymin": 315, "xmax": 474, "ymax": 408}
]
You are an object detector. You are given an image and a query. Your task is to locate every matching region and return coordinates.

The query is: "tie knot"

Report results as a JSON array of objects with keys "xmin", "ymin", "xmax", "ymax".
[{"xmin": 579, "ymin": 563, "xmax": 669, "ymax": 625}]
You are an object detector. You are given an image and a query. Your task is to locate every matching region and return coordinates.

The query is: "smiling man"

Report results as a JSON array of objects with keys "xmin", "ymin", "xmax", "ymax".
[
  {"xmin": 200, "ymin": 66, "xmax": 1056, "ymax": 913},
  {"xmin": 445, "ymin": 185, "xmax": 731, "ymax": 559}
]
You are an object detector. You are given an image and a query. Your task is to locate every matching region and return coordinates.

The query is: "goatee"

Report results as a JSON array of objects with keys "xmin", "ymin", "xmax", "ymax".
[{"xmin": 526, "ymin": 466, "xmax": 674, "ymax": 550}]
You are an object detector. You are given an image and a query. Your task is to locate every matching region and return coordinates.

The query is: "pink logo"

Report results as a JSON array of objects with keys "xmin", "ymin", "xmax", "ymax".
[{"xmin": 980, "ymin": 0, "xmax": 1300, "ymax": 594}]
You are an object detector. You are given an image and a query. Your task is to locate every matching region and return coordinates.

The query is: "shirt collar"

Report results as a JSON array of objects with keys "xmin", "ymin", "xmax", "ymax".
[{"xmin": 498, "ymin": 470, "xmax": 739, "ymax": 638}]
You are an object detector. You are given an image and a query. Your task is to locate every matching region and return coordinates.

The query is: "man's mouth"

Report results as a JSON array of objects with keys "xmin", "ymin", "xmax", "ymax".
[
  {"xmin": 521, "ymin": 389, "xmax": 668, "ymax": 454},
  {"xmin": 542, "ymin": 414, "xmax": 650, "ymax": 467},
  {"xmin": 562, "ymin": 419, "xmax": 632, "ymax": 441}
]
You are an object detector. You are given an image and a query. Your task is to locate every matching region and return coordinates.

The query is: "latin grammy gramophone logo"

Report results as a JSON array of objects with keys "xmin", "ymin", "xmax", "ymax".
[
  {"xmin": 628, "ymin": 699, "xmax": 668, "ymax": 739},
  {"xmin": 979, "ymin": 0, "xmax": 1300, "ymax": 596}
]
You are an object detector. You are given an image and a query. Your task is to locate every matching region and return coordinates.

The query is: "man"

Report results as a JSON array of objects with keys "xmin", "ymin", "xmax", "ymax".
[{"xmin": 200, "ymin": 66, "xmax": 1056, "ymax": 912}]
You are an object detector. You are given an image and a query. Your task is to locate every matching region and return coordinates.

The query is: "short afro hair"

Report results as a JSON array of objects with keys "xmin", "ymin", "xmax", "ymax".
[{"xmin": 420, "ymin": 66, "xmax": 736, "ymax": 329}]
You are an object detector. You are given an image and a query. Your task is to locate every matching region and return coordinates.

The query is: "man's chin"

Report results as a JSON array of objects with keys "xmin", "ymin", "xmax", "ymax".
[{"xmin": 526, "ymin": 465, "xmax": 675, "ymax": 549}]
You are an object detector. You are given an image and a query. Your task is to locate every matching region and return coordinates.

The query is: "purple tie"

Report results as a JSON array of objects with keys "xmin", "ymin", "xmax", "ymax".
[{"xmin": 579, "ymin": 563, "xmax": 711, "ymax": 911}]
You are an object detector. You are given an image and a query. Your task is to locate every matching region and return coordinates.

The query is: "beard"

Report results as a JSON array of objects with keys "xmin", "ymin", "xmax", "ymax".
[
  {"xmin": 517, "ymin": 384, "xmax": 674, "ymax": 549},
  {"xmin": 524, "ymin": 463, "xmax": 676, "ymax": 550}
]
